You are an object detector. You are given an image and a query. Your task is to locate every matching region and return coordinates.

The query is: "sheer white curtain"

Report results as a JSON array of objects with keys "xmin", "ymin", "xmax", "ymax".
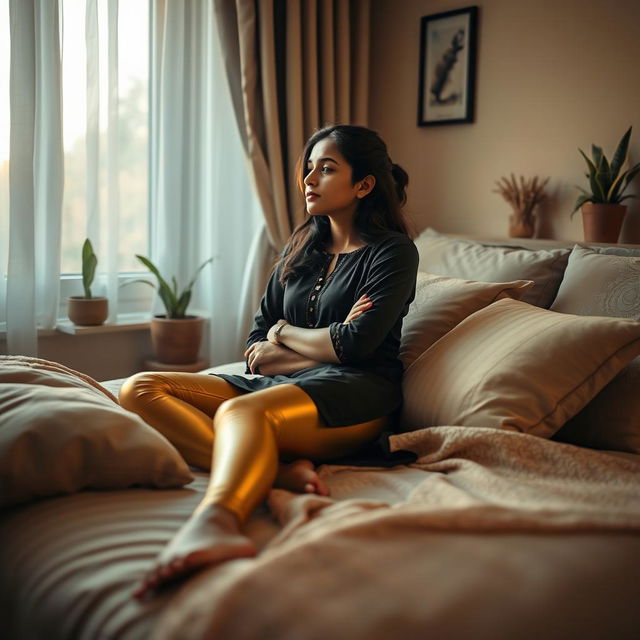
[
  {"xmin": 6, "ymin": 0, "xmax": 64, "ymax": 355},
  {"xmin": 5, "ymin": 0, "xmax": 121, "ymax": 354},
  {"xmin": 84, "ymin": 0, "xmax": 121, "ymax": 321},
  {"xmin": 151, "ymin": 0, "xmax": 262, "ymax": 365}
]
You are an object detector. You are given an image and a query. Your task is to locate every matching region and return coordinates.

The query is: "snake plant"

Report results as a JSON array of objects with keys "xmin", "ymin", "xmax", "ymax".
[
  {"xmin": 81, "ymin": 238, "xmax": 98, "ymax": 299},
  {"xmin": 133, "ymin": 255, "xmax": 213, "ymax": 319},
  {"xmin": 572, "ymin": 126, "xmax": 640, "ymax": 216}
]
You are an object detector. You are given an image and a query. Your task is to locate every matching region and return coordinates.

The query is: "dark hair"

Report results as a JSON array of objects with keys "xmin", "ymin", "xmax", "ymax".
[{"xmin": 278, "ymin": 125, "xmax": 410, "ymax": 284}]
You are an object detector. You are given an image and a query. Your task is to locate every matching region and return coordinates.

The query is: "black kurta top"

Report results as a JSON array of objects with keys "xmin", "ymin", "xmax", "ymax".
[{"xmin": 215, "ymin": 232, "xmax": 419, "ymax": 428}]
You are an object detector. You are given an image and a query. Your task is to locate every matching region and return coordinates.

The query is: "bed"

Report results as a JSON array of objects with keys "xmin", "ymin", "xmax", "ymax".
[{"xmin": 1, "ymin": 228, "xmax": 639, "ymax": 639}]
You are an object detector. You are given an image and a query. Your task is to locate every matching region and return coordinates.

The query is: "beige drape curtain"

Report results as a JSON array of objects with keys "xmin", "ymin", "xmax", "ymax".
[{"xmin": 213, "ymin": 0, "xmax": 371, "ymax": 254}]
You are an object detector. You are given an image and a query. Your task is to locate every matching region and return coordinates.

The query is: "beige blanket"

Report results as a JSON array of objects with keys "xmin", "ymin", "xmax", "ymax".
[{"xmin": 155, "ymin": 426, "xmax": 640, "ymax": 639}]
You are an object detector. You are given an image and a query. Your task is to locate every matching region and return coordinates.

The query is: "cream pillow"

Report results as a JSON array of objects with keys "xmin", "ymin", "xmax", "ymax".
[
  {"xmin": 550, "ymin": 246, "xmax": 640, "ymax": 453},
  {"xmin": 550, "ymin": 245, "xmax": 640, "ymax": 317},
  {"xmin": 414, "ymin": 228, "xmax": 570, "ymax": 308},
  {"xmin": 399, "ymin": 273, "xmax": 533, "ymax": 368},
  {"xmin": 401, "ymin": 298, "xmax": 640, "ymax": 438},
  {"xmin": 0, "ymin": 357, "xmax": 193, "ymax": 507}
]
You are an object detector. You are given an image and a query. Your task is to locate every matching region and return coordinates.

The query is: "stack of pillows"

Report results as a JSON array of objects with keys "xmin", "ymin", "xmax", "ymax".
[{"xmin": 399, "ymin": 228, "xmax": 640, "ymax": 455}]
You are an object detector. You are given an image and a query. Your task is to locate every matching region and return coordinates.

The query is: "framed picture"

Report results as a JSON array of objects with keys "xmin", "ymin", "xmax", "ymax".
[{"xmin": 417, "ymin": 6, "xmax": 478, "ymax": 126}]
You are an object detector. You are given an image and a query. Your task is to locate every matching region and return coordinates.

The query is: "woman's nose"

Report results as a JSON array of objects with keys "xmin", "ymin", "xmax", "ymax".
[{"xmin": 304, "ymin": 169, "xmax": 316, "ymax": 186}]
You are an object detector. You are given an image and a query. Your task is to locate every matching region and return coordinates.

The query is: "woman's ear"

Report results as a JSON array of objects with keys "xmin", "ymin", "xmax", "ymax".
[{"xmin": 356, "ymin": 175, "xmax": 376, "ymax": 199}]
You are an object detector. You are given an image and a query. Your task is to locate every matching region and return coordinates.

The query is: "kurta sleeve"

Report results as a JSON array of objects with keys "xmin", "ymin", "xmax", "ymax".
[
  {"xmin": 329, "ymin": 236, "xmax": 418, "ymax": 363},
  {"xmin": 244, "ymin": 266, "xmax": 285, "ymax": 371}
]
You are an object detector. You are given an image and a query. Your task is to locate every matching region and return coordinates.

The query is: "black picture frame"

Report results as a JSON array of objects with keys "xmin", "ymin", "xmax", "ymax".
[{"xmin": 417, "ymin": 6, "xmax": 478, "ymax": 126}]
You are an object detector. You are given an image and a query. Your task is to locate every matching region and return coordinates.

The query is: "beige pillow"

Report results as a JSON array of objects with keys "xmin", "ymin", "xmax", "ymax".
[
  {"xmin": 0, "ymin": 354, "xmax": 119, "ymax": 400},
  {"xmin": 550, "ymin": 246, "xmax": 640, "ymax": 453},
  {"xmin": 0, "ymin": 358, "xmax": 193, "ymax": 507},
  {"xmin": 401, "ymin": 298, "xmax": 640, "ymax": 438},
  {"xmin": 399, "ymin": 273, "xmax": 533, "ymax": 368},
  {"xmin": 414, "ymin": 228, "xmax": 570, "ymax": 308},
  {"xmin": 550, "ymin": 245, "xmax": 640, "ymax": 317}
]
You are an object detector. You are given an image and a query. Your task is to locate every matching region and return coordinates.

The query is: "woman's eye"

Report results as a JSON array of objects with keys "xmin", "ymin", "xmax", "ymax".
[{"xmin": 321, "ymin": 166, "xmax": 332, "ymax": 174}]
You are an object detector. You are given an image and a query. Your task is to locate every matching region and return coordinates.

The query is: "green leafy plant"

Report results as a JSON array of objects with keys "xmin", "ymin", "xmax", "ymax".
[
  {"xmin": 81, "ymin": 238, "xmax": 98, "ymax": 299},
  {"xmin": 134, "ymin": 255, "xmax": 213, "ymax": 319},
  {"xmin": 572, "ymin": 126, "xmax": 640, "ymax": 216}
]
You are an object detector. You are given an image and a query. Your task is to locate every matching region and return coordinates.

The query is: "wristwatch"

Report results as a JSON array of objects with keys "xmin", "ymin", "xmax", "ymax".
[{"xmin": 273, "ymin": 321, "xmax": 287, "ymax": 344}]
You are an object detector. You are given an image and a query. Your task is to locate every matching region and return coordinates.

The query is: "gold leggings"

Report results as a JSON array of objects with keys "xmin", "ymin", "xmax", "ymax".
[{"xmin": 119, "ymin": 372, "xmax": 386, "ymax": 523}]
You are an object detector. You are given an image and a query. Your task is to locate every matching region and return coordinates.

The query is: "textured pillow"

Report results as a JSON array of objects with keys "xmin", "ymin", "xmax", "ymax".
[
  {"xmin": 399, "ymin": 272, "xmax": 533, "ymax": 368},
  {"xmin": 550, "ymin": 245, "xmax": 640, "ymax": 453},
  {"xmin": 414, "ymin": 228, "xmax": 570, "ymax": 308},
  {"xmin": 0, "ymin": 357, "xmax": 193, "ymax": 507},
  {"xmin": 401, "ymin": 298, "xmax": 640, "ymax": 438},
  {"xmin": 550, "ymin": 245, "xmax": 640, "ymax": 317}
]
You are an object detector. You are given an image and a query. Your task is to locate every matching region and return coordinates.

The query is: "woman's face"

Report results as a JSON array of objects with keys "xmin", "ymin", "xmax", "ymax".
[{"xmin": 303, "ymin": 138, "xmax": 363, "ymax": 218}]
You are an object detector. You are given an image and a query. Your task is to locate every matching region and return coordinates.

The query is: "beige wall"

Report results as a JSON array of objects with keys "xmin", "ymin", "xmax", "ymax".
[{"xmin": 370, "ymin": 0, "xmax": 640, "ymax": 242}]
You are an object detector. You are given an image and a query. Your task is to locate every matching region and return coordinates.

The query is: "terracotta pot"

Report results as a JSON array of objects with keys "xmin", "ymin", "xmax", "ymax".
[
  {"xmin": 150, "ymin": 315, "xmax": 205, "ymax": 364},
  {"xmin": 68, "ymin": 297, "xmax": 108, "ymax": 326},
  {"xmin": 581, "ymin": 203, "xmax": 627, "ymax": 243}
]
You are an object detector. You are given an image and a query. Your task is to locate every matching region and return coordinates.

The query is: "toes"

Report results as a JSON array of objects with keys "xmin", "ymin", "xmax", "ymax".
[
  {"xmin": 315, "ymin": 479, "xmax": 330, "ymax": 497},
  {"xmin": 133, "ymin": 562, "xmax": 179, "ymax": 601}
]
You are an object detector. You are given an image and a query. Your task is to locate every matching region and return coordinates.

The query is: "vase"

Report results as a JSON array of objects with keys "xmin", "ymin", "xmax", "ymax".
[
  {"xmin": 508, "ymin": 215, "xmax": 535, "ymax": 238},
  {"xmin": 150, "ymin": 315, "xmax": 205, "ymax": 364},
  {"xmin": 581, "ymin": 203, "xmax": 627, "ymax": 243}
]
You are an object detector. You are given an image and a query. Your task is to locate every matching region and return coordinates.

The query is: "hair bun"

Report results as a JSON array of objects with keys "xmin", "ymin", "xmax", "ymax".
[{"xmin": 391, "ymin": 163, "xmax": 409, "ymax": 205}]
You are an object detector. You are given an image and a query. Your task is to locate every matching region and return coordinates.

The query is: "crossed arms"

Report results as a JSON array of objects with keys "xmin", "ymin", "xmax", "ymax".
[{"xmin": 244, "ymin": 295, "xmax": 372, "ymax": 375}]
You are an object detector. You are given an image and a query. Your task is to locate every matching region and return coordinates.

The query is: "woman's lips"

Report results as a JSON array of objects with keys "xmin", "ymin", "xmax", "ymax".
[{"xmin": 305, "ymin": 192, "xmax": 319, "ymax": 200}]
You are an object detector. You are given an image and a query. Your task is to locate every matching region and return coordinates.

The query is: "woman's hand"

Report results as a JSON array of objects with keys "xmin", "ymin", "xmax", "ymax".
[
  {"xmin": 244, "ymin": 340, "xmax": 322, "ymax": 375},
  {"xmin": 344, "ymin": 294, "xmax": 373, "ymax": 324},
  {"xmin": 244, "ymin": 340, "xmax": 282, "ymax": 374}
]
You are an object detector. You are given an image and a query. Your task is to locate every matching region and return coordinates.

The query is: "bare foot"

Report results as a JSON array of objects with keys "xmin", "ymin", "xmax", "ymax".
[
  {"xmin": 275, "ymin": 459, "xmax": 330, "ymax": 496},
  {"xmin": 133, "ymin": 505, "xmax": 256, "ymax": 601}
]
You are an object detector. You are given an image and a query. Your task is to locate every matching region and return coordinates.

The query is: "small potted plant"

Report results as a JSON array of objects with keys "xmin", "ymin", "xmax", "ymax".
[
  {"xmin": 572, "ymin": 126, "xmax": 640, "ymax": 243},
  {"xmin": 134, "ymin": 255, "xmax": 213, "ymax": 364},
  {"xmin": 67, "ymin": 238, "xmax": 108, "ymax": 326}
]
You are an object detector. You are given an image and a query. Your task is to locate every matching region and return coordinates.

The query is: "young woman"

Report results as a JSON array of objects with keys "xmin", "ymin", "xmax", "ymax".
[{"xmin": 119, "ymin": 124, "xmax": 418, "ymax": 599}]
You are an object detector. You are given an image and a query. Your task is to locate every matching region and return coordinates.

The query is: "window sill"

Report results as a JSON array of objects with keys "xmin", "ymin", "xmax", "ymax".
[
  {"xmin": 1, "ymin": 310, "xmax": 211, "ymax": 338},
  {"xmin": 55, "ymin": 313, "xmax": 151, "ymax": 335}
]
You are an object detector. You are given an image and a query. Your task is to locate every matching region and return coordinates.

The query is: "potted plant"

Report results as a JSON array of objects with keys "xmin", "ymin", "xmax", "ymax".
[
  {"xmin": 67, "ymin": 238, "xmax": 108, "ymax": 326},
  {"xmin": 572, "ymin": 126, "xmax": 640, "ymax": 243},
  {"xmin": 134, "ymin": 255, "xmax": 213, "ymax": 364}
]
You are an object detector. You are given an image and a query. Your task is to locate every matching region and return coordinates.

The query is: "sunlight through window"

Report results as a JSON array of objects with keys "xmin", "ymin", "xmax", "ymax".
[{"xmin": 60, "ymin": 0, "xmax": 149, "ymax": 274}]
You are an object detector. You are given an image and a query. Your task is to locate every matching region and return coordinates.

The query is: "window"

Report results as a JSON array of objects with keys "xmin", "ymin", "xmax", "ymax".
[
  {"xmin": 0, "ymin": 0, "xmax": 153, "ymax": 326},
  {"xmin": 60, "ymin": 0, "xmax": 149, "ymax": 274}
]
